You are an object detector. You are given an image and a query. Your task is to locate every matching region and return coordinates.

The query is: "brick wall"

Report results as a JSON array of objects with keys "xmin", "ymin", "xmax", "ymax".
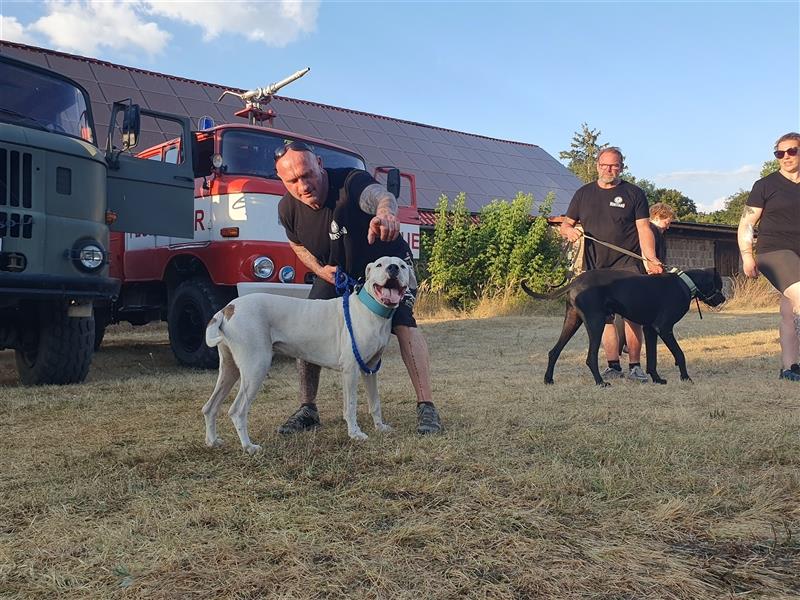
[{"xmin": 664, "ymin": 236, "xmax": 715, "ymax": 270}]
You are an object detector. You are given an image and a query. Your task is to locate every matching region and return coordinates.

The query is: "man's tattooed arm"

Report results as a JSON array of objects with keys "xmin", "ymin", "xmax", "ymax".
[{"xmin": 359, "ymin": 183, "xmax": 398, "ymax": 218}]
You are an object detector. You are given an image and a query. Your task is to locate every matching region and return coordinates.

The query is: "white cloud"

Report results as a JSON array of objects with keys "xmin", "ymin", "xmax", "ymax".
[
  {"xmin": 143, "ymin": 0, "xmax": 319, "ymax": 46},
  {"xmin": 0, "ymin": 15, "xmax": 37, "ymax": 45},
  {"xmin": 1, "ymin": 0, "xmax": 317, "ymax": 59},
  {"xmin": 652, "ymin": 164, "xmax": 759, "ymax": 212},
  {"xmin": 28, "ymin": 1, "xmax": 170, "ymax": 56}
]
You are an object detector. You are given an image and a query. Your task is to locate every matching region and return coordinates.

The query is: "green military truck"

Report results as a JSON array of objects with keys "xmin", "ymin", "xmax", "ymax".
[{"xmin": 0, "ymin": 54, "xmax": 195, "ymax": 385}]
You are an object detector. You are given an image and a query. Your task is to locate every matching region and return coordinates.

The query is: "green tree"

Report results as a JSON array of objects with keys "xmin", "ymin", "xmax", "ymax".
[
  {"xmin": 653, "ymin": 188, "xmax": 697, "ymax": 220},
  {"xmin": 559, "ymin": 123, "xmax": 607, "ymax": 183},
  {"xmin": 427, "ymin": 193, "xmax": 479, "ymax": 306},
  {"xmin": 623, "ymin": 175, "xmax": 696, "ymax": 219},
  {"xmin": 761, "ymin": 159, "xmax": 779, "ymax": 177},
  {"xmin": 425, "ymin": 192, "xmax": 569, "ymax": 307}
]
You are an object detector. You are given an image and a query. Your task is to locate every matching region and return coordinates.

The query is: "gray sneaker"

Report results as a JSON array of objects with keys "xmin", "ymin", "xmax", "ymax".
[
  {"xmin": 601, "ymin": 367, "xmax": 624, "ymax": 380},
  {"xmin": 627, "ymin": 365, "xmax": 649, "ymax": 383},
  {"xmin": 277, "ymin": 405, "xmax": 320, "ymax": 434},
  {"xmin": 779, "ymin": 368, "xmax": 800, "ymax": 381},
  {"xmin": 416, "ymin": 403, "xmax": 442, "ymax": 435}
]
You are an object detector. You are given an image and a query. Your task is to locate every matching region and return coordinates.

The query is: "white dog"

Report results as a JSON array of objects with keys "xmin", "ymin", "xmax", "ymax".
[{"xmin": 202, "ymin": 256, "xmax": 410, "ymax": 454}]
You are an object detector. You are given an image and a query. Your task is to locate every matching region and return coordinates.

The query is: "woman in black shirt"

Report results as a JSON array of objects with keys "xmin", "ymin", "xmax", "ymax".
[{"xmin": 738, "ymin": 132, "xmax": 800, "ymax": 381}]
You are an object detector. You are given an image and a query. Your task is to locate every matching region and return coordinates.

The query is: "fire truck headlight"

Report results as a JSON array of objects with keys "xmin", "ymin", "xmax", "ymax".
[
  {"xmin": 70, "ymin": 241, "xmax": 106, "ymax": 272},
  {"xmin": 253, "ymin": 256, "xmax": 275, "ymax": 279},
  {"xmin": 279, "ymin": 266, "xmax": 295, "ymax": 283}
]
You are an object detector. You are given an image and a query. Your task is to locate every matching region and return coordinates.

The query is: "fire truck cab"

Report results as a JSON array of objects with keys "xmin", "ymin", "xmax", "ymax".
[{"xmin": 103, "ymin": 122, "xmax": 421, "ymax": 369}]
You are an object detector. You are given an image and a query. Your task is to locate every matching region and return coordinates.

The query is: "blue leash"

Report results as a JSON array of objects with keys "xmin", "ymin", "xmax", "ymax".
[{"xmin": 335, "ymin": 267, "xmax": 382, "ymax": 375}]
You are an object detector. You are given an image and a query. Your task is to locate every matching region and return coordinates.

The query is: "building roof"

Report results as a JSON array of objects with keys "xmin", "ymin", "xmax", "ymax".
[{"xmin": 0, "ymin": 41, "xmax": 581, "ymax": 215}]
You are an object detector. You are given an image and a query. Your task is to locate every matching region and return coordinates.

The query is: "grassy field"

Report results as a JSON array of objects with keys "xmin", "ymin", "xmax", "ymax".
[{"xmin": 1, "ymin": 306, "xmax": 799, "ymax": 599}]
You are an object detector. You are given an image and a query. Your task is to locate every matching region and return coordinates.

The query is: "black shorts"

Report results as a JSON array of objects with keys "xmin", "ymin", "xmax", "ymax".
[
  {"xmin": 757, "ymin": 249, "xmax": 800, "ymax": 293},
  {"xmin": 308, "ymin": 278, "xmax": 417, "ymax": 332}
]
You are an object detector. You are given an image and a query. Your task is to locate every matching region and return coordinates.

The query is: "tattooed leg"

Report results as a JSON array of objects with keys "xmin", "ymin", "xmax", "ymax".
[
  {"xmin": 779, "ymin": 283, "xmax": 800, "ymax": 369},
  {"xmin": 395, "ymin": 326, "xmax": 434, "ymax": 403}
]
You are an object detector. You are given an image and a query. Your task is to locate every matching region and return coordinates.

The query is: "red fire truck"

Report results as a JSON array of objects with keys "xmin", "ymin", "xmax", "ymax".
[{"xmin": 98, "ymin": 70, "xmax": 421, "ymax": 368}]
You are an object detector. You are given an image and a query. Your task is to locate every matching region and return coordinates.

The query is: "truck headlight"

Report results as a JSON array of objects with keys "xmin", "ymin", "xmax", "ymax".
[
  {"xmin": 253, "ymin": 256, "xmax": 274, "ymax": 279},
  {"xmin": 69, "ymin": 240, "xmax": 106, "ymax": 272}
]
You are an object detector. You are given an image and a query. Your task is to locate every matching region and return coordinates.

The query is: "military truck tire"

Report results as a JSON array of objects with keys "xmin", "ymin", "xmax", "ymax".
[
  {"xmin": 168, "ymin": 278, "xmax": 230, "ymax": 369},
  {"xmin": 15, "ymin": 304, "xmax": 95, "ymax": 385}
]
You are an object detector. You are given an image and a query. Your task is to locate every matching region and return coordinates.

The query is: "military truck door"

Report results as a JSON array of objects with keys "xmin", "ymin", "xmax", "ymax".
[{"xmin": 105, "ymin": 103, "xmax": 195, "ymax": 238}]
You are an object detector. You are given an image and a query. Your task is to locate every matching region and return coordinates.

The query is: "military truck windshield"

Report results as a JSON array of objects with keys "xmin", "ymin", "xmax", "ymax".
[
  {"xmin": 220, "ymin": 130, "xmax": 365, "ymax": 178},
  {"xmin": 0, "ymin": 58, "xmax": 94, "ymax": 143}
]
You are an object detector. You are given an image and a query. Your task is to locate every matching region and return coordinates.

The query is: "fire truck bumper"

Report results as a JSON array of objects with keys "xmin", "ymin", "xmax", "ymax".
[{"xmin": 236, "ymin": 281, "xmax": 311, "ymax": 299}]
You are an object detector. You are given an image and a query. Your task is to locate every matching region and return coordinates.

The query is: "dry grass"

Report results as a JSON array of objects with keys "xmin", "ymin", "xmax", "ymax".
[
  {"xmin": 1, "ymin": 310, "xmax": 799, "ymax": 599},
  {"xmin": 721, "ymin": 275, "xmax": 782, "ymax": 312}
]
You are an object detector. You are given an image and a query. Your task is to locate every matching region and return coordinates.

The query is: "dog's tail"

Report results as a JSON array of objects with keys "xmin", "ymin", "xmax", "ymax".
[
  {"xmin": 520, "ymin": 279, "xmax": 572, "ymax": 300},
  {"xmin": 205, "ymin": 309, "xmax": 226, "ymax": 348}
]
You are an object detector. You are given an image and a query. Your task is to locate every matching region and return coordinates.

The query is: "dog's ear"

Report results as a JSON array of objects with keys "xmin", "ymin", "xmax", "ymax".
[{"xmin": 365, "ymin": 261, "xmax": 374, "ymax": 280}]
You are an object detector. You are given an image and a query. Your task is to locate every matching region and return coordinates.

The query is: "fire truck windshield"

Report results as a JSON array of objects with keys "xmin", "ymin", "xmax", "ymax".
[
  {"xmin": 220, "ymin": 129, "xmax": 365, "ymax": 178},
  {"xmin": 0, "ymin": 58, "xmax": 95, "ymax": 143}
]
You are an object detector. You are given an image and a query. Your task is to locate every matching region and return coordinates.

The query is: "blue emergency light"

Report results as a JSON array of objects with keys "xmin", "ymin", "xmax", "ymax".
[{"xmin": 198, "ymin": 116, "xmax": 215, "ymax": 130}]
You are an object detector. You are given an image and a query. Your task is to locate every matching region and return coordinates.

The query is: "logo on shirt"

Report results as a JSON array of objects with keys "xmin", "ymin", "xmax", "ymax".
[
  {"xmin": 329, "ymin": 219, "xmax": 348, "ymax": 240},
  {"xmin": 609, "ymin": 196, "xmax": 625, "ymax": 208}
]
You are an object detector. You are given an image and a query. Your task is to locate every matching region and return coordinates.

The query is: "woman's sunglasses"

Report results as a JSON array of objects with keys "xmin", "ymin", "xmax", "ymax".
[{"xmin": 773, "ymin": 147, "xmax": 799, "ymax": 159}]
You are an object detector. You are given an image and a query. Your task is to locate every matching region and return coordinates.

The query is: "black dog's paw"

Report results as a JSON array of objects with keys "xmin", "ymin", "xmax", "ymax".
[
  {"xmin": 544, "ymin": 377, "xmax": 554, "ymax": 385},
  {"xmin": 597, "ymin": 381, "xmax": 611, "ymax": 388},
  {"xmin": 652, "ymin": 377, "xmax": 667, "ymax": 385},
  {"xmin": 680, "ymin": 376, "xmax": 694, "ymax": 384}
]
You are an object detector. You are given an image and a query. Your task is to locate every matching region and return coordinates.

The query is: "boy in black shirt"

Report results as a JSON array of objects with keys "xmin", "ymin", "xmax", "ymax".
[{"xmin": 649, "ymin": 202, "xmax": 676, "ymax": 264}]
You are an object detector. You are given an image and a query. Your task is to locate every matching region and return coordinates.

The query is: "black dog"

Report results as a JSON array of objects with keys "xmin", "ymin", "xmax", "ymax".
[{"xmin": 522, "ymin": 268, "xmax": 725, "ymax": 386}]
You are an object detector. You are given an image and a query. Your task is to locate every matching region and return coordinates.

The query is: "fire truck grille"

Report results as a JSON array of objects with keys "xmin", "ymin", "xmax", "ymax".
[
  {"xmin": 0, "ymin": 147, "xmax": 33, "ymax": 209},
  {"xmin": 0, "ymin": 212, "xmax": 33, "ymax": 239}
]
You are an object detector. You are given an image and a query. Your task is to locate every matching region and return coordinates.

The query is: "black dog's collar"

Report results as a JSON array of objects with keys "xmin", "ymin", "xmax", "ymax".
[{"xmin": 676, "ymin": 271, "xmax": 698, "ymax": 298}]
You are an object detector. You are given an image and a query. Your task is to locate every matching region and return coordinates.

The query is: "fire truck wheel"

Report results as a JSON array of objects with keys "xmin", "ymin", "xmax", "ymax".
[
  {"xmin": 15, "ymin": 303, "xmax": 95, "ymax": 385},
  {"xmin": 168, "ymin": 278, "xmax": 230, "ymax": 369}
]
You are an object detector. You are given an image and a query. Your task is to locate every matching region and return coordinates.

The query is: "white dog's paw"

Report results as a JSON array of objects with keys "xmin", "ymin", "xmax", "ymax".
[
  {"xmin": 374, "ymin": 422, "xmax": 392, "ymax": 433},
  {"xmin": 243, "ymin": 443, "xmax": 263, "ymax": 456},
  {"xmin": 206, "ymin": 437, "xmax": 224, "ymax": 448},
  {"xmin": 348, "ymin": 430, "xmax": 369, "ymax": 441}
]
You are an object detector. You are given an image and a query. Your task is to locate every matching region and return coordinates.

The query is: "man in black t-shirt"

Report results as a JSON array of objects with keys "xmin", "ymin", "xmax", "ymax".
[
  {"xmin": 274, "ymin": 142, "xmax": 442, "ymax": 435},
  {"xmin": 559, "ymin": 147, "xmax": 663, "ymax": 383}
]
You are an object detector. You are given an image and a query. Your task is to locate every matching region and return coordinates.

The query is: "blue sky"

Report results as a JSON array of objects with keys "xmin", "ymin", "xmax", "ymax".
[{"xmin": 2, "ymin": 0, "xmax": 798, "ymax": 211}]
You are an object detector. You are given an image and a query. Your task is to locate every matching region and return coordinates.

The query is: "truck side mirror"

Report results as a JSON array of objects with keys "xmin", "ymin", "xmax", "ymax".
[
  {"xmin": 122, "ymin": 105, "xmax": 141, "ymax": 150},
  {"xmin": 386, "ymin": 167, "xmax": 401, "ymax": 198}
]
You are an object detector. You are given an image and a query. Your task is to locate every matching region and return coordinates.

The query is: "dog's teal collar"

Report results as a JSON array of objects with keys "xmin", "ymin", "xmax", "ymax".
[
  {"xmin": 356, "ymin": 285, "xmax": 396, "ymax": 319},
  {"xmin": 674, "ymin": 269, "xmax": 698, "ymax": 298}
]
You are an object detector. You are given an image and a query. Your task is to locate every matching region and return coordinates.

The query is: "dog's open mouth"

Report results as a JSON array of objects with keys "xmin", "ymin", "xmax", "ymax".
[{"xmin": 373, "ymin": 279, "xmax": 407, "ymax": 307}]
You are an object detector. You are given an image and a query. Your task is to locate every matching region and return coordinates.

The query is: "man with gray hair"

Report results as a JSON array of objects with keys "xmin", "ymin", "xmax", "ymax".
[
  {"xmin": 274, "ymin": 141, "xmax": 442, "ymax": 434},
  {"xmin": 559, "ymin": 147, "xmax": 663, "ymax": 383}
]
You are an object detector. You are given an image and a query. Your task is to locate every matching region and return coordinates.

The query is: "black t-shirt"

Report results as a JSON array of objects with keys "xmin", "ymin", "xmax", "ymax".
[
  {"xmin": 746, "ymin": 171, "xmax": 800, "ymax": 254},
  {"xmin": 565, "ymin": 180, "xmax": 649, "ymax": 272},
  {"xmin": 278, "ymin": 167, "xmax": 410, "ymax": 280}
]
